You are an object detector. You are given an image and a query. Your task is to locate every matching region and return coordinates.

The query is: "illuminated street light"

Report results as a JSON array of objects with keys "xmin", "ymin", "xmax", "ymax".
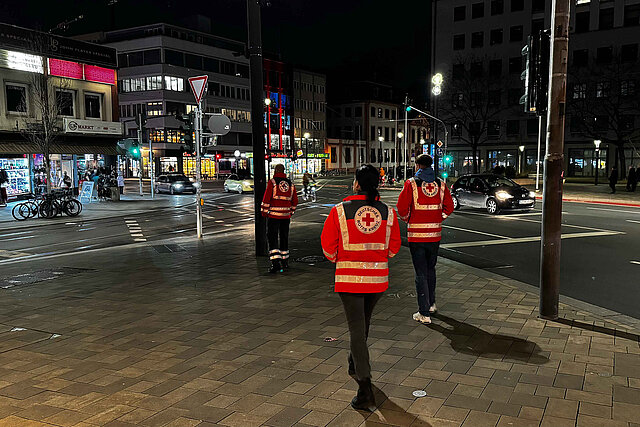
[
  {"xmin": 397, "ymin": 131, "xmax": 404, "ymax": 139},
  {"xmin": 304, "ymin": 132, "xmax": 311, "ymax": 139},
  {"xmin": 264, "ymin": 98, "xmax": 271, "ymax": 106},
  {"xmin": 378, "ymin": 136, "xmax": 384, "ymax": 142},
  {"xmin": 431, "ymin": 73, "xmax": 443, "ymax": 86},
  {"xmin": 594, "ymin": 140, "xmax": 602, "ymax": 186},
  {"xmin": 519, "ymin": 145, "xmax": 525, "ymax": 152},
  {"xmin": 432, "ymin": 85, "xmax": 442, "ymax": 96}
]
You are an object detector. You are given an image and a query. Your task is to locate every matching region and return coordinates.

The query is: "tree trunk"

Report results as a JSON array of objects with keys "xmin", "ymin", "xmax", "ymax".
[
  {"xmin": 616, "ymin": 142, "xmax": 627, "ymax": 180},
  {"xmin": 44, "ymin": 150, "xmax": 52, "ymax": 195},
  {"xmin": 471, "ymin": 141, "xmax": 479, "ymax": 174}
]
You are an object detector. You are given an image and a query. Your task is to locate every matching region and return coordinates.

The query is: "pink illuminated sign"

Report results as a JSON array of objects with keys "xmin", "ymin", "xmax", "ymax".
[
  {"xmin": 84, "ymin": 65, "xmax": 115, "ymax": 85},
  {"xmin": 48, "ymin": 58, "xmax": 83, "ymax": 80}
]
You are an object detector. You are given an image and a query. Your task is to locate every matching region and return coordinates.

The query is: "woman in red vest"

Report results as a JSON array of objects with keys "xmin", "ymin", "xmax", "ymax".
[{"xmin": 321, "ymin": 165, "xmax": 401, "ymax": 411}]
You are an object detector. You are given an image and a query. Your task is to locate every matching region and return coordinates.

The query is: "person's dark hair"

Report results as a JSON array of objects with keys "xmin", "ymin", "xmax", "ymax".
[
  {"xmin": 274, "ymin": 164, "xmax": 285, "ymax": 173},
  {"xmin": 416, "ymin": 154, "xmax": 433, "ymax": 168},
  {"xmin": 355, "ymin": 164, "xmax": 380, "ymax": 205}
]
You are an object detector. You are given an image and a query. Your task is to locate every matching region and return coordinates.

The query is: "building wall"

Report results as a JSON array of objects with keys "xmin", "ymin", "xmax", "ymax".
[{"xmin": 293, "ymin": 69, "xmax": 326, "ymax": 172}]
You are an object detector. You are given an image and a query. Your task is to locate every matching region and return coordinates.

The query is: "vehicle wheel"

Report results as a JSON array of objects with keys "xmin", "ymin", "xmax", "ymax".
[
  {"xmin": 452, "ymin": 195, "xmax": 460, "ymax": 210},
  {"xmin": 12, "ymin": 204, "xmax": 28, "ymax": 221},
  {"xmin": 486, "ymin": 198, "xmax": 499, "ymax": 215}
]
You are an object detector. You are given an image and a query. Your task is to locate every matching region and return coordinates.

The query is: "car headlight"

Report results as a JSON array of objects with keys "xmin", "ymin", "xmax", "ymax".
[
  {"xmin": 529, "ymin": 191, "xmax": 536, "ymax": 198},
  {"xmin": 242, "ymin": 180, "xmax": 251, "ymax": 186},
  {"xmin": 495, "ymin": 191, "xmax": 513, "ymax": 200},
  {"xmin": 173, "ymin": 183, "xmax": 183, "ymax": 188},
  {"xmin": 192, "ymin": 182, "xmax": 200, "ymax": 188}
]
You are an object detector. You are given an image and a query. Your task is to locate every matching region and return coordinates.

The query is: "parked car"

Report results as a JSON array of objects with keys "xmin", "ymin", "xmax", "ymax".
[
  {"xmin": 451, "ymin": 174, "xmax": 536, "ymax": 214},
  {"xmin": 224, "ymin": 173, "xmax": 254, "ymax": 193},
  {"xmin": 155, "ymin": 174, "xmax": 198, "ymax": 194}
]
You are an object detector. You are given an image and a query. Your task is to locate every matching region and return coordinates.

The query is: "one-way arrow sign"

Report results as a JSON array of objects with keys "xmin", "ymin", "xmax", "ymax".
[{"xmin": 188, "ymin": 75, "xmax": 208, "ymax": 104}]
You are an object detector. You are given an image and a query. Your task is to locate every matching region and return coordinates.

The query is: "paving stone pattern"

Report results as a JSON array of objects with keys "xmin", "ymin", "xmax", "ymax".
[{"xmin": 0, "ymin": 225, "xmax": 637, "ymax": 427}]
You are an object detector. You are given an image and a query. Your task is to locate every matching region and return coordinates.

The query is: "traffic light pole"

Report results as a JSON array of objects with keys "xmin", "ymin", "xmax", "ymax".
[
  {"xmin": 137, "ymin": 113, "xmax": 143, "ymax": 196},
  {"xmin": 539, "ymin": 0, "xmax": 571, "ymax": 320},
  {"xmin": 403, "ymin": 95, "xmax": 408, "ymax": 181},
  {"xmin": 247, "ymin": 0, "xmax": 268, "ymax": 256},
  {"xmin": 150, "ymin": 138, "xmax": 154, "ymax": 199},
  {"xmin": 195, "ymin": 101, "xmax": 203, "ymax": 239}
]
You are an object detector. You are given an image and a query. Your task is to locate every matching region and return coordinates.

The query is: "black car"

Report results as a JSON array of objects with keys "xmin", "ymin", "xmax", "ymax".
[
  {"xmin": 155, "ymin": 174, "xmax": 198, "ymax": 194},
  {"xmin": 451, "ymin": 174, "xmax": 536, "ymax": 214}
]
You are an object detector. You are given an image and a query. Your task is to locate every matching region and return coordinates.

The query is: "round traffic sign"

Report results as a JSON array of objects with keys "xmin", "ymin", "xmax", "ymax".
[{"xmin": 208, "ymin": 114, "xmax": 231, "ymax": 136}]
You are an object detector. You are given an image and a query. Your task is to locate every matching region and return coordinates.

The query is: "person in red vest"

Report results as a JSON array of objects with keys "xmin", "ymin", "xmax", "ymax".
[
  {"xmin": 397, "ymin": 154, "xmax": 454, "ymax": 324},
  {"xmin": 321, "ymin": 164, "xmax": 401, "ymax": 411},
  {"xmin": 261, "ymin": 164, "xmax": 298, "ymax": 273}
]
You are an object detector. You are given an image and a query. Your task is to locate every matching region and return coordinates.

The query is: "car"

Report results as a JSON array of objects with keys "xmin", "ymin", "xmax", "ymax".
[
  {"xmin": 224, "ymin": 173, "xmax": 254, "ymax": 193},
  {"xmin": 451, "ymin": 174, "xmax": 536, "ymax": 214},
  {"xmin": 155, "ymin": 174, "xmax": 198, "ymax": 194}
]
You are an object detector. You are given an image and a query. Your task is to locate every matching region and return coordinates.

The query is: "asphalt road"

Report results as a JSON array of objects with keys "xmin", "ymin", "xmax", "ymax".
[{"xmin": 1, "ymin": 176, "xmax": 639, "ymax": 319}]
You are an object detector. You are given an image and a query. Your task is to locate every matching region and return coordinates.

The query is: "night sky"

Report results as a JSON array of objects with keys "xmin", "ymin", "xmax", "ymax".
[{"xmin": 0, "ymin": 0, "xmax": 432, "ymax": 104}]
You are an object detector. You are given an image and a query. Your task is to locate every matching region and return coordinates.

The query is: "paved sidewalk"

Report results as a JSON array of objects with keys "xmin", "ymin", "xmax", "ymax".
[{"xmin": 0, "ymin": 224, "xmax": 638, "ymax": 427}]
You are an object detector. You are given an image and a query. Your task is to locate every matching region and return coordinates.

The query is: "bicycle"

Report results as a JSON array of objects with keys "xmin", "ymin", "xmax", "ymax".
[
  {"xmin": 303, "ymin": 182, "xmax": 317, "ymax": 202},
  {"xmin": 11, "ymin": 194, "xmax": 41, "ymax": 221}
]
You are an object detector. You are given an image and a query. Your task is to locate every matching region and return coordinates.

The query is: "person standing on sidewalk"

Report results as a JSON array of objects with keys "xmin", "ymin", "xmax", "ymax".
[
  {"xmin": 261, "ymin": 164, "xmax": 298, "ymax": 273},
  {"xmin": 0, "ymin": 168, "xmax": 8, "ymax": 207},
  {"xmin": 321, "ymin": 164, "xmax": 401, "ymax": 411},
  {"xmin": 117, "ymin": 173, "xmax": 125, "ymax": 195},
  {"xmin": 397, "ymin": 154, "xmax": 454, "ymax": 324},
  {"xmin": 627, "ymin": 166, "xmax": 637, "ymax": 192},
  {"xmin": 609, "ymin": 166, "xmax": 618, "ymax": 194}
]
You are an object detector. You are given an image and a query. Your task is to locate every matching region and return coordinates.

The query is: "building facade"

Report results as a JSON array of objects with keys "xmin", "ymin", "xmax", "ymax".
[
  {"xmin": 0, "ymin": 23, "xmax": 120, "ymax": 198},
  {"xmin": 82, "ymin": 23, "xmax": 253, "ymax": 178},
  {"xmin": 293, "ymin": 69, "xmax": 327, "ymax": 174},
  {"xmin": 432, "ymin": 0, "xmax": 640, "ymax": 179}
]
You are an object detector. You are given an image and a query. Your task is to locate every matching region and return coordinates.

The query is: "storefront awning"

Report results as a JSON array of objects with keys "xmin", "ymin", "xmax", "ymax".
[{"xmin": 0, "ymin": 134, "xmax": 119, "ymax": 156}]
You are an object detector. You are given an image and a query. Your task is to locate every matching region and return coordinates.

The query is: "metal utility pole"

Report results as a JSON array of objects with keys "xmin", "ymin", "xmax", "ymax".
[
  {"xmin": 539, "ymin": 0, "xmax": 571, "ymax": 320},
  {"xmin": 404, "ymin": 94, "xmax": 409, "ymax": 181},
  {"xmin": 137, "ymin": 113, "xmax": 143, "ymax": 196},
  {"xmin": 149, "ymin": 139, "xmax": 154, "ymax": 199},
  {"xmin": 247, "ymin": 0, "xmax": 268, "ymax": 256},
  {"xmin": 195, "ymin": 102, "xmax": 203, "ymax": 238},
  {"xmin": 536, "ymin": 115, "xmax": 545, "ymax": 191}
]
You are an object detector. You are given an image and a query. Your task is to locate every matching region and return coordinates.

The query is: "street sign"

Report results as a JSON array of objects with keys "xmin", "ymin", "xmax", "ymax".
[
  {"xmin": 297, "ymin": 149, "xmax": 304, "ymax": 157},
  {"xmin": 188, "ymin": 75, "xmax": 208, "ymax": 104},
  {"xmin": 437, "ymin": 140, "xmax": 443, "ymax": 148},
  {"xmin": 436, "ymin": 148, "xmax": 444, "ymax": 156},
  {"xmin": 207, "ymin": 114, "xmax": 231, "ymax": 136}
]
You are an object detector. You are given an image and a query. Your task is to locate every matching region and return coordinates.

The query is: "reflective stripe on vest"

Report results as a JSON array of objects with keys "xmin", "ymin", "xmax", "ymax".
[{"xmin": 334, "ymin": 275, "xmax": 388, "ymax": 284}]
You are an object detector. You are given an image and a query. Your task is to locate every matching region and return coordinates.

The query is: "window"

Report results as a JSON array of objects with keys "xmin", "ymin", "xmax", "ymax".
[
  {"xmin": 596, "ymin": 81, "xmax": 610, "ymax": 98},
  {"xmin": 203, "ymin": 57, "xmax": 219, "ymax": 73},
  {"xmin": 531, "ymin": 18, "xmax": 544, "ymax": 36},
  {"xmin": 6, "ymin": 84, "xmax": 26, "ymax": 113},
  {"xmin": 508, "ymin": 88, "xmax": 521, "ymax": 105},
  {"xmin": 470, "ymin": 92, "xmax": 482, "ymax": 107},
  {"xmin": 573, "ymin": 49, "xmax": 589, "ymax": 67},
  {"xmin": 385, "ymin": 109, "xmax": 390, "ymax": 119},
  {"xmin": 384, "ymin": 127, "xmax": 390, "ymax": 140},
  {"xmin": 355, "ymin": 106, "xmax": 362, "ymax": 117},
  {"xmin": 594, "ymin": 115, "xmax": 608, "ymax": 131},
  {"xmin": 572, "ymin": 83, "xmax": 587, "ymax": 99},
  {"xmin": 621, "ymin": 44, "xmax": 638, "ymax": 62},
  {"xmin": 488, "ymin": 90, "xmax": 501, "ymax": 106},
  {"xmin": 620, "ymin": 116, "xmax": 634, "ymax": 132},
  {"xmin": 185, "ymin": 54, "xmax": 202, "ymax": 69},
  {"xmin": 472, "ymin": 2, "xmax": 484, "ymax": 18},
  {"xmin": 596, "ymin": 46, "xmax": 613, "ymax": 64},
  {"xmin": 84, "ymin": 93, "xmax": 101, "ymax": 119},
  {"xmin": 370, "ymin": 126, "xmax": 375, "ymax": 139},
  {"xmin": 490, "ymin": 29, "xmax": 503, "ymax": 45},
  {"xmin": 127, "ymin": 51, "xmax": 143, "ymax": 66},
  {"xmin": 511, "ymin": 0, "xmax": 524, "ymax": 12},
  {"xmin": 453, "ymin": 64, "xmax": 465, "ymax": 79},
  {"xmin": 624, "ymin": 4, "xmax": 640, "ymax": 26},
  {"xmin": 488, "ymin": 121, "xmax": 500, "ymax": 138},
  {"xmin": 391, "ymin": 110, "xmax": 396, "ymax": 120},
  {"xmin": 532, "ymin": 0, "xmax": 545, "ymax": 13},
  {"xmin": 453, "ymin": 34, "xmax": 465, "ymax": 50},
  {"xmin": 454, "ymin": 6, "xmax": 466, "ymax": 21},
  {"xmin": 220, "ymin": 61, "xmax": 236, "ymax": 76},
  {"xmin": 370, "ymin": 107, "xmax": 375, "ymax": 117},
  {"xmin": 489, "ymin": 59, "xmax": 502, "ymax": 77},
  {"xmin": 344, "ymin": 107, "xmax": 352, "ymax": 117},
  {"xmin": 331, "ymin": 147, "xmax": 337, "ymax": 163},
  {"xmin": 145, "ymin": 75, "xmax": 163, "ymax": 90},
  {"xmin": 507, "ymin": 120, "xmax": 520, "ymax": 136},
  {"xmin": 143, "ymin": 49, "xmax": 161, "ymax": 65},
  {"xmin": 56, "ymin": 90, "xmax": 74, "ymax": 116},
  {"xmin": 621, "ymin": 80, "xmax": 636, "ymax": 97},
  {"xmin": 599, "ymin": 8, "xmax": 614, "ymax": 30},
  {"xmin": 527, "ymin": 118, "xmax": 538, "ymax": 135},
  {"xmin": 471, "ymin": 32, "xmax": 484, "ymax": 48},
  {"xmin": 491, "ymin": 0, "xmax": 504, "ymax": 15},
  {"xmin": 147, "ymin": 102, "xmax": 163, "ymax": 116},
  {"xmin": 344, "ymin": 147, "xmax": 351, "ymax": 164},
  {"xmin": 377, "ymin": 108, "xmax": 383, "ymax": 118},
  {"xmin": 509, "ymin": 56, "xmax": 522, "ymax": 74},
  {"xmin": 452, "ymin": 121, "xmax": 463, "ymax": 138},
  {"xmin": 576, "ymin": 11, "xmax": 590, "ymax": 32},
  {"xmin": 236, "ymin": 65, "xmax": 249, "ymax": 78},
  {"xmin": 471, "ymin": 61, "xmax": 484, "ymax": 76},
  {"xmin": 510, "ymin": 25, "xmax": 523, "ymax": 42},
  {"xmin": 370, "ymin": 148, "xmax": 375, "ymax": 162},
  {"xmin": 164, "ymin": 49, "xmax": 184, "ymax": 67},
  {"xmin": 164, "ymin": 76, "xmax": 184, "ymax": 91}
]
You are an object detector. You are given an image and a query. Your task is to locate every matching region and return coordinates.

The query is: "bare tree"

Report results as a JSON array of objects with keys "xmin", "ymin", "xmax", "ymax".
[
  {"xmin": 568, "ymin": 55, "xmax": 640, "ymax": 179},
  {"xmin": 20, "ymin": 55, "xmax": 71, "ymax": 194},
  {"xmin": 439, "ymin": 56, "xmax": 515, "ymax": 173}
]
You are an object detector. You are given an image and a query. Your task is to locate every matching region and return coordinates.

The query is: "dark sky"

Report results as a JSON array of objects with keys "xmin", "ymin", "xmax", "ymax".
[{"xmin": 0, "ymin": 0, "xmax": 432, "ymax": 103}]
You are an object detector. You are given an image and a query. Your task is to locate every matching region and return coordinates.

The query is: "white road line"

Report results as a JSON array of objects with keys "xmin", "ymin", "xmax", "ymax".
[
  {"xmin": 203, "ymin": 214, "xmax": 216, "ymax": 219},
  {"xmin": 133, "ymin": 238, "xmax": 147, "ymax": 242},
  {"xmin": 443, "ymin": 225, "xmax": 510, "ymax": 239},
  {"xmin": 215, "ymin": 220, "xmax": 224, "ymax": 223},
  {"xmin": 626, "ymin": 219, "xmax": 640, "ymax": 224},
  {"xmin": 586, "ymin": 207, "xmax": 640, "ymax": 214},
  {"xmin": 441, "ymin": 231, "xmax": 622, "ymax": 249},
  {"xmin": 320, "ymin": 213, "xmax": 329, "ymax": 217},
  {"xmin": 632, "ymin": 261, "xmax": 640, "ymax": 265},
  {"xmin": 130, "ymin": 234, "xmax": 144, "ymax": 237},
  {"xmin": 0, "ymin": 231, "xmax": 33, "ymax": 238},
  {"xmin": 0, "ymin": 235, "xmax": 35, "ymax": 241}
]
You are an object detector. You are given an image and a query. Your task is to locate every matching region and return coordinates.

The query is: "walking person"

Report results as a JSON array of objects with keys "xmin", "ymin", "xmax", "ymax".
[
  {"xmin": 321, "ymin": 165, "xmax": 401, "ymax": 411},
  {"xmin": 261, "ymin": 164, "xmax": 298, "ymax": 273},
  {"xmin": 397, "ymin": 154, "xmax": 454, "ymax": 324},
  {"xmin": 0, "ymin": 168, "xmax": 8, "ymax": 207},
  {"xmin": 609, "ymin": 166, "xmax": 618, "ymax": 194},
  {"xmin": 117, "ymin": 173, "xmax": 125, "ymax": 195},
  {"xmin": 627, "ymin": 166, "xmax": 637, "ymax": 192}
]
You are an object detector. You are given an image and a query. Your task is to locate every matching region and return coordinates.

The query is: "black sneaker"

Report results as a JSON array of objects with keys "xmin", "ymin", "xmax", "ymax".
[
  {"xmin": 268, "ymin": 260, "xmax": 282, "ymax": 274},
  {"xmin": 351, "ymin": 378, "xmax": 375, "ymax": 411},
  {"xmin": 281, "ymin": 259, "xmax": 289, "ymax": 270}
]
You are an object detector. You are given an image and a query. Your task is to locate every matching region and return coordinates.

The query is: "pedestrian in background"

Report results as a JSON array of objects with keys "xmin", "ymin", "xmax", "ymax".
[
  {"xmin": 397, "ymin": 154, "xmax": 454, "ymax": 324},
  {"xmin": 117, "ymin": 173, "xmax": 125, "ymax": 195},
  {"xmin": 0, "ymin": 168, "xmax": 8, "ymax": 207},
  {"xmin": 321, "ymin": 164, "xmax": 401, "ymax": 411},
  {"xmin": 261, "ymin": 163, "xmax": 298, "ymax": 273},
  {"xmin": 609, "ymin": 167, "xmax": 618, "ymax": 194},
  {"xmin": 627, "ymin": 166, "xmax": 637, "ymax": 192}
]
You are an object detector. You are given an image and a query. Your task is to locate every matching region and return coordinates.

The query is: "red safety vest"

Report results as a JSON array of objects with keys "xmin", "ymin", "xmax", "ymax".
[
  {"xmin": 321, "ymin": 195, "xmax": 402, "ymax": 293},
  {"xmin": 261, "ymin": 173, "xmax": 298, "ymax": 219},
  {"xmin": 396, "ymin": 177, "xmax": 454, "ymax": 243}
]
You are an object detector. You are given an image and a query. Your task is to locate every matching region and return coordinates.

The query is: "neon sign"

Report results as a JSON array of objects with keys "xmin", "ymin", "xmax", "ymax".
[
  {"xmin": 48, "ymin": 58, "xmax": 83, "ymax": 80},
  {"xmin": 0, "ymin": 49, "xmax": 43, "ymax": 73}
]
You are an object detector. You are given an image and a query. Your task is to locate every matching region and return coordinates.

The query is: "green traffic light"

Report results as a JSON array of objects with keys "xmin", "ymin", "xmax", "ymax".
[
  {"xmin": 405, "ymin": 106, "xmax": 412, "ymax": 112},
  {"xmin": 442, "ymin": 172, "xmax": 449, "ymax": 179}
]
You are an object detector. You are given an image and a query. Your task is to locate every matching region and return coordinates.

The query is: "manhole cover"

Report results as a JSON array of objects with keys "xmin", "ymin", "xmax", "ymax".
[
  {"xmin": 0, "ymin": 267, "xmax": 94, "ymax": 289},
  {"xmin": 295, "ymin": 255, "xmax": 327, "ymax": 263}
]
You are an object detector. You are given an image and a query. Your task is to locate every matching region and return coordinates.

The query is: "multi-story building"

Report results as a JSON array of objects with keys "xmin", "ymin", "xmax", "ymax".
[
  {"xmin": 293, "ymin": 69, "xmax": 327, "ymax": 174},
  {"xmin": 0, "ymin": 23, "xmax": 120, "ymax": 198},
  {"xmin": 432, "ymin": 0, "xmax": 640, "ymax": 179},
  {"xmin": 80, "ymin": 23, "xmax": 253, "ymax": 178}
]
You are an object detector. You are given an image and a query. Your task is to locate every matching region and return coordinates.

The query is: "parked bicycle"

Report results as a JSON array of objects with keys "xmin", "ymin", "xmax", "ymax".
[{"xmin": 11, "ymin": 189, "xmax": 82, "ymax": 221}]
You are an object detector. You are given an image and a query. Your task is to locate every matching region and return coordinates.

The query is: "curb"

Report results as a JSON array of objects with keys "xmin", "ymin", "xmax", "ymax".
[{"xmin": 535, "ymin": 196, "xmax": 640, "ymax": 208}]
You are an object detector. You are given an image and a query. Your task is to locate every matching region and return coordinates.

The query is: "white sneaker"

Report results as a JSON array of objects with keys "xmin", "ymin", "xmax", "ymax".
[
  {"xmin": 429, "ymin": 304, "xmax": 437, "ymax": 314},
  {"xmin": 412, "ymin": 312, "xmax": 431, "ymax": 324}
]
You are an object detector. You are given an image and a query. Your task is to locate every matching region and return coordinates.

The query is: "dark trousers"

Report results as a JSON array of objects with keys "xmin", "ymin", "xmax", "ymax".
[
  {"xmin": 409, "ymin": 241, "xmax": 440, "ymax": 316},
  {"xmin": 0, "ymin": 187, "xmax": 7, "ymax": 204},
  {"xmin": 267, "ymin": 217, "xmax": 290, "ymax": 261},
  {"xmin": 339, "ymin": 292, "xmax": 383, "ymax": 381},
  {"xmin": 610, "ymin": 182, "xmax": 616, "ymax": 193}
]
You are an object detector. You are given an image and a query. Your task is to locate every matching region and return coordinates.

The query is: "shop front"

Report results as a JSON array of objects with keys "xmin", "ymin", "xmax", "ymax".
[
  {"xmin": 0, "ymin": 155, "xmax": 30, "ymax": 197},
  {"xmin": 294, "ymin": 153, "xmax": 328, "ymax": 175}
]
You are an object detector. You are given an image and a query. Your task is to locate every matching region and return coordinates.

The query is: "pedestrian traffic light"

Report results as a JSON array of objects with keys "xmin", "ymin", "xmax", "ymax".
[
  {"xmin": 215, "ymin": 153, "xmax": 221, "ymax": 160},
  {"xmin": 116, "ymin": 139, "xmax": 142, "ymax": 160},
  {"xmin": 520, "ymin": 30, "xmax": 551, "ymax": 115},
  {"xmin": 443, "ymin": 155, "xmax": 452, "ymax": 165},
  {"xmin": 177, "ymin": 112, "xmax": 195, "ymax": 153},
  {"xmin": 129, "ymin": 142, "xmax": 141, "ymax": 160},
  {"xmin": 441, "ymin": 172, "xmax": 449, "ymax": 179},
  {"xmin": 405, "ymin": 106, "xmax": 412, "ymax": 112}
]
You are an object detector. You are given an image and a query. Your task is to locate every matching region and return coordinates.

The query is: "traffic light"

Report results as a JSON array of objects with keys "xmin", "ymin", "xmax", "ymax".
[
  {"xmin": 177, "ymin": 112, "xmax": 195, "ymax": 153},
  {"xmin": 443, "ymin": 155, "xmax": 453, "ymax": 165},
  {"xmin": 441, "ymin": 172, "xmax": 449, "ymax": 179},
  {"xmin": 520, "ymin": 36, "xmax": 534, "ymax": 113},
  {"xmin": 535, "ymin": 29, "xmax": 551, "ymax": 114},
  {"xmin": 129, "ymin": 141, "xmax": 141, "ymax": 160},
  {"xmin": 116, "ymin": 139, "xmax": 142, "ymax": 160},
  {"xmin": 215, "ymin": 153, "xmax": 221, "ymax": 160},
  {"xmin": 405, "ymin": 106, "xmax": 412, "ymax": 112},
  {"xmin": 520, "ymin": 30, "xmax": 551, "ymax": 115}
]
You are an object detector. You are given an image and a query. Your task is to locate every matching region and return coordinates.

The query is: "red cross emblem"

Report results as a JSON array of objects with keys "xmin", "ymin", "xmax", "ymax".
[
  {"xmin": 422, "ymin": 181, "xmax": 439, "ymax": 197},
  {"xmin": 354, "ymin": 206, "xmax": 382, "ymax": 234}
]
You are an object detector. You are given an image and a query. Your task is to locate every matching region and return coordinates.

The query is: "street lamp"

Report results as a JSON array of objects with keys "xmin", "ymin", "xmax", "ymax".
[
  {"xmin": 378, "ymin": 136, "xmax": 384, "ymax": 169},
  {"xmin": 519, "ymin": 145, "xmax": 525, "ymax": 175},
  {"xmin": 264, "ymin": 98, "xmax": 271, "ymax": 106},
  {"xmin": 397, "ymin": 131, "xmax": 404, "ymax": 180},
  {"xmin": 594, "ymin": 140, "xmax": 601, "ymax": 186},
  {"xmin": 234, "ymin": 149, "xmax": 241, "ymax": 174},
  {"xmin": 304, "ymin": 132, "xmax": 311, "ymax": 173}
]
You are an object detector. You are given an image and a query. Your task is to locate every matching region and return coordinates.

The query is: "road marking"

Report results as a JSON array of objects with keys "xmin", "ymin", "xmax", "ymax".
[
  {"xmin": 441, "ymin": 231, "xmax": 622, "ymax": 249},
  {"xmin": 0, "ymin": 235, "xmax": 35, "ymax": 241},
  {"xmin": 134, "ymin": 238, "xmax": 147, "ymax": 242},
  {"xmin": 215, "ymin": 220, "xmax": 224, "ymax": 223},
  {"xmin": 632, "ymin": 261, "xmax": 640, "ymax": 265},
  {"xmin": 626, "ymin": 219, "xmax": 640, "ymax": 224},
  {"xmin": 320, "ymin": 213, "xmax": 329, "ymax": 217},
  {"xmin": 0, "ymin": 249, "xmax": 32, "ymax": 259},
  {"xmin": 203, "ymin": 214, "xmax": 216, "ymax": 219},
  {"xmin": 0, "ymin": 231, "xmax": 32, "ymax": 238},
  {"xmin": 125, "ymin": 219, "xmax": 146, "ymax": 242},
  {"xmin": 586, "ymin": 207, "xmax": 640, "ymax": 214},
  {"xmin": 443, "ymin": 225, "xmax": 510, "ymax": 239}
]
